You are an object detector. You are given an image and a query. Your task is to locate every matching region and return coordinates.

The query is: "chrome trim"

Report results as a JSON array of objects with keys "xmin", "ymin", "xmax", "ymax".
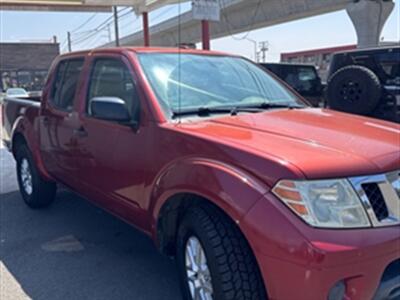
[{"xmin": 349, "ymin": 171, "xmax": 400, "ymax": 227}]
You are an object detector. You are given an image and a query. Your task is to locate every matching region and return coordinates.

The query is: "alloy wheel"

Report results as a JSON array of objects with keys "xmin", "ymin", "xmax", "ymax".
[
  {"xmin": 185, "ymin": 236, "xmax": 214, "ymax": 300},
  {"xmin": 20, "ymin": 158, "xmax": 33, "ymax": 195}
]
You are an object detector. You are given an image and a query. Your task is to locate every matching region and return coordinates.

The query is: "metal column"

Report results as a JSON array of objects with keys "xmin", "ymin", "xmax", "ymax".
[
  {"xmin": 201, "ymin": 20, "xmax": 210, "ymax": 50},
  {"xmin": 143, "ymin": 11, "xmax": 150, "ymax": 47}
]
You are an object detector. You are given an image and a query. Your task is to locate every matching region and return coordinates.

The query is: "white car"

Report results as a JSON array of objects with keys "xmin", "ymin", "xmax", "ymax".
[{"xmin": 6, "ymin": 88, "xmax": 29, "ymax": 98}]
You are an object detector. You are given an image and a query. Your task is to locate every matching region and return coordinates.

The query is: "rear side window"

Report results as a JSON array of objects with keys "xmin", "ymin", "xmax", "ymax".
[
  {"xmin": 281, "ymin": 66, "xmax": 317, "ymax": 93},
  {"xmin": 374, "ymin": 52, "xmax": 400, "ymax": 79},
  {"xmin": 297, "ymin": 67, "xmax": 317, "ymax": 81},
  {"xmin": 51, "ymin": 58, "xmax": 84, "ymax": 111},
  {"xmin": 87, "ymin": 58, "xmax": 138, "ymax": 117}
]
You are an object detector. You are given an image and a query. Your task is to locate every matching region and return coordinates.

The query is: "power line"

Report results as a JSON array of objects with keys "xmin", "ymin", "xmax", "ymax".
[
  {"xmin": 67, "ymin": 5, "xmax": 175, "ymax": 50},
  {"xmin": 71, "ymin": 17, "xmax": 114, "ymax": 44},
  {"xmin": 79, "ymin": 34, "xmax": 108, "ymax": 50},
  {"xmin": 71, "ymin": 20, "xmax": 113, "ymax": 44},
  {"xmin": 72, "ymin": 28, "xmax": 98, "ymax": 37},
  {"xmin": 60, "ymin": 38, "xmax": 68, "ymax": 48},
  {"xmin": 219, "ymin": 0, "xmax": 263, "ymax": 41},
  {"xmin": 72, "ymin": 7, "xmax": 134, "ymax": 47},
  {"xmin": 71, "ymin": 13, "xmax": 98, "ymax": 33}
]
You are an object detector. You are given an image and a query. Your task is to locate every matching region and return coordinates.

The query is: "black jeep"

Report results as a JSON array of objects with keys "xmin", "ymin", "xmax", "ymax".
[
  {"xmin": 326, "ymin": 46, "xmax": 399, "ymax": 123},
  {"xmin": 260, "ymin": 63, "xmax": 324, "ymax": 107}
]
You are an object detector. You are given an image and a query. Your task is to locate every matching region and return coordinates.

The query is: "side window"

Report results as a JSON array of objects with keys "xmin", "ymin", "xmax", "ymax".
[
  {"xmin": 87, "ymin": 58, "xmax": 138, "ymax": 118},
  {"xmin": 51, "ymin": 59, "xmax": 84, "ymax": 111},
  {"xmin": 375, "ymin": 52, "xmax": 400, "ymax": 79}
]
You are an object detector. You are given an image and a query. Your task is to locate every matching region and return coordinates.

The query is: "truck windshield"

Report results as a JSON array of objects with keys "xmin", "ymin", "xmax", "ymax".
[{"xmin": 138, "ymin": 53, "xmax": 304, "ymax": 116}]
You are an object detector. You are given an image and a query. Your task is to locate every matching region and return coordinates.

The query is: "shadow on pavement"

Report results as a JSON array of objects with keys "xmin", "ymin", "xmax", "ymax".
[{"xmin": 0, "ymin": 149, "xmax": 182, "ymax": 300}]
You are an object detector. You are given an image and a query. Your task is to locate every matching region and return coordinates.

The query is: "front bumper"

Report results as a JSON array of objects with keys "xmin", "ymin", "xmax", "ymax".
[{"xmin": 242, "ymin": 193, "xmax": 400, "ymax": 300}]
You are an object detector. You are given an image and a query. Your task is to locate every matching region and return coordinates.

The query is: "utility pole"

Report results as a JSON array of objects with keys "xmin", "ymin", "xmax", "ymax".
[
  {"xmin": 113, "ymin": 6, "xmax": 120, "ymax": 46},
  {"xmin": 67, "ymin": 31, "xmax": 72, "ymax": 52},
  {"xmin": 246, "ymin": 38, "xmax": 258, "ymax": 62},
  {"xmin": 259, "ymin": 41, "xmax": 269, "ymax": 63}
]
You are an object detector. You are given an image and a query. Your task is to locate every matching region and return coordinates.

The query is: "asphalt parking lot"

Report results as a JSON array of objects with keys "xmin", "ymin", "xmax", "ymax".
[{"xmin": 0, "ymin": 146, "xmax": 182, "ymax": 300}]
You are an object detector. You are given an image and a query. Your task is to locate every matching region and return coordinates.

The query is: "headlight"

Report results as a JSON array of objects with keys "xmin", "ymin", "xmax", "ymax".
[{"xmin": 272, "ymin": 179, "xmax": 371, "ymax": 228}]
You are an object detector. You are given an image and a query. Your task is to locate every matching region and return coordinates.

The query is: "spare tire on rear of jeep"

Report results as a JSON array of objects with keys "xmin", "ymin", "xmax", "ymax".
[{"xmin": 326, "ymin": 65, "xmax": 381, "ymax": 115}]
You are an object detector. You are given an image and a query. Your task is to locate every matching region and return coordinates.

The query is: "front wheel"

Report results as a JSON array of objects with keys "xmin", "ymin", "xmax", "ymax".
[
  {"xmin": 176, "ymin": 205, "xmax": 267, "ymax": 300},
  {"xmin": 16, "ymin": 144, "xmax": 56, "ymax": 209}
]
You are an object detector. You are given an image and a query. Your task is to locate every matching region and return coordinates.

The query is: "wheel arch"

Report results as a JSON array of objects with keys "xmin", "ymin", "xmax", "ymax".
[
  {"xmin": 156, "ymin": 192, "xmax": 204, "ymax": 256},
  {"xmin": 151, "ymin": 157, "xmax": 269, "ymax": 256},
  {"xmin": 10, "ymin": 117, "xmax": 53, "ymax": 181},
  {"xmin": 156, "ymin": 192, "xmax": 258, "ymax": 257}
]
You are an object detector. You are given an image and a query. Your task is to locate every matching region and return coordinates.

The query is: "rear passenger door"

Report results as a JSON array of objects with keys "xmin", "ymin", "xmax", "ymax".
[{"xmin": 40, "ymin": 58, "xmax": 84, "ymax": 186}]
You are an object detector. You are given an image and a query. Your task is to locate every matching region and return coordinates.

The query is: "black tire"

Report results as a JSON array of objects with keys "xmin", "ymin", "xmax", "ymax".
[
  {"xmin": 326, "ymin": 65, "xmax": 381, "ymax": 115},
  {"xmin": 15, "ymin": 144, "xmax": 56, "ymax": 209},
  {"xmin": 176, "ymin": 205, "xmax": 267, "ymax": 300}
]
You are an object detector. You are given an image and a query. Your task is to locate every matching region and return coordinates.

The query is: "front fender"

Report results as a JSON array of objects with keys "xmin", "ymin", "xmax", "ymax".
[{"xmin": 149, "ymin": 157, "xmax": 270, "ymax": 233}]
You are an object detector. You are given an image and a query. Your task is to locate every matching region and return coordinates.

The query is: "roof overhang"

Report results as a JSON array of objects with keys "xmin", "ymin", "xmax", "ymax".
[
  {"xmin": 83, "ymin": 0, "xmax": 185, "ymax": 14},
  {"xmin": 0, "ymin": 0, "xmax": 186, "ymax": 12},
  {"xmin": 0, "ymin": 0, "xmax": 110, "ymax": 11}
]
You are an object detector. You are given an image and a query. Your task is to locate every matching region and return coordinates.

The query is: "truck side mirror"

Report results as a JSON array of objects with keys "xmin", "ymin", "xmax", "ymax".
[{"xmin": 90, "ymin": 97, "xmax": 132, "ymax": 123}]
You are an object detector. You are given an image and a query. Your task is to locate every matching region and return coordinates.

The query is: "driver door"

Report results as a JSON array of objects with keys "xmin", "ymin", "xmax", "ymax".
[{"xmin": 73, "ymin": 54, "xmax": 146, "ymax": 224}]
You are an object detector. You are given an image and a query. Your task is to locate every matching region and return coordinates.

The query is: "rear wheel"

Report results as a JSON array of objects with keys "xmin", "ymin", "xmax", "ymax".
[
  {"xmin": 176, "ymin": 205, "xmax": 267, "ymax": 300},
  {"xmin": 16, "ymin": 144, "xmax": 56, "ymax": 209}
]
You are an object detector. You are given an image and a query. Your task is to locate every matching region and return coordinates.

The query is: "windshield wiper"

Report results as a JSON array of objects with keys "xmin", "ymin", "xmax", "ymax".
[
  {"xmin": 172, "ymin": 106, "xmax": 262, "ymax": 119},
  {"xmin": 242, "ymin": 102, "xmax": 305, "ymax": 110},
  {"xmin": 171, "ymin": 102, "xmax": 304, "ymax": 119}
]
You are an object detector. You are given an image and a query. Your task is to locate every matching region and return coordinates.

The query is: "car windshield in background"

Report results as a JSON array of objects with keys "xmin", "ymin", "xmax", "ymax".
[
  {"xmin": 7, "ymin": 88, "xmax": 27, "ymax": 96},
  {"xmin": 138, "ymin": 53, "xmax": 305, "ymax": 116}
]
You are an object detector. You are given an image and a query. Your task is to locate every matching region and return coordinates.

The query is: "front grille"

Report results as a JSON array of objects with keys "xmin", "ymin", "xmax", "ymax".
[
  {"xmin": 362, "ymin": 183, "xmax": 389, "ymax": 221},
  {"xmin": 350, "ymin": 171, "xmax": 400, "ymax": 227}
]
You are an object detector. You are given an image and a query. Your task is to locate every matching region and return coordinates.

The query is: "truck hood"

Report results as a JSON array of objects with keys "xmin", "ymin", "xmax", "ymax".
[{"xmin": 178, "ymin": 108, "xmax": 400, "ymax": 179}]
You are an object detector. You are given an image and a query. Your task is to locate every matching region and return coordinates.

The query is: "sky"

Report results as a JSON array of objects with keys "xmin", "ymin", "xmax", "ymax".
[{"xmin": 0, "ymin": 0, "xmax": 399, "ymax": 62}]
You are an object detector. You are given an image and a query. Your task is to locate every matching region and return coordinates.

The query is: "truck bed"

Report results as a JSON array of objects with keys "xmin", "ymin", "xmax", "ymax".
[{"xmin": 1, "ymin": 96, "xmax": 41, "ymax": 149}]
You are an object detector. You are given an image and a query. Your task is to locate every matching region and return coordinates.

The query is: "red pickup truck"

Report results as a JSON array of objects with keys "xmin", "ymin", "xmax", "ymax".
[{"xmin": 2, "ymin": 47, "xmax": 400, "ymax": 300}]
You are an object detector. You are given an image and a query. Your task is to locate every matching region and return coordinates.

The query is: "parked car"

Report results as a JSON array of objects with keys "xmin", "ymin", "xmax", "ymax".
[
  {"xmin": 326, "ymin": 46, "xmax": 400, "ymax": 123},
  {"xmin": 259, "ymin": 63, "xmax": 324, "ymax": 106},
  {"xmin": 2, "ymin": 48, "xmax": 400, "ymax": 300},
  {"xmin": 5, "ymin": 87, "xmax": 30, "ymax": 98}
]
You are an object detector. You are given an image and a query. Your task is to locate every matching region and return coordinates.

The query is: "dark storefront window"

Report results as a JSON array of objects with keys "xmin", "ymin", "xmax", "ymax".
[
  {"xmin": 17, "ymin": 71, "xmax": 32, "ymax": 90},
  {"xmin": 1, "ymin": 69, "xmax": 48, "ymax": 92}
]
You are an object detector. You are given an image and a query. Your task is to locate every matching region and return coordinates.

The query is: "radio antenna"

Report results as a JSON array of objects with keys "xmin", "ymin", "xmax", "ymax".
[{"xmin": 178, "ymin": 0, "xmax": 182, "ymax": 124}]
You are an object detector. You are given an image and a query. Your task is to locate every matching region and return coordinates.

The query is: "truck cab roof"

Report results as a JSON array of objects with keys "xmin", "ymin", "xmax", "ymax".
[{"xmin": 58, "ymin": 47, "xmax": 232, "ymax": 59}]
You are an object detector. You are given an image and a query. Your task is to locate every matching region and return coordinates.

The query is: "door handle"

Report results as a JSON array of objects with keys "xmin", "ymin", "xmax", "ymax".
[
  {"xmin": 73, "ymin": 127, "xmax": 88, "ymax": 138},
  {"xmin": 43, "ymin": 117, "xmax": 49, "ymax": 126}
]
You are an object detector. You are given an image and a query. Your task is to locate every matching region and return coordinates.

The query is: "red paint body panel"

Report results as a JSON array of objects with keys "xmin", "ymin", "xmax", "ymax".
[
  {"xmin": 185, "ymin": 108, "xmax": 400, "ymax": 179},
  {"xmin": 243, "ymin": 194, "xmax": 400, "ymax": 300},
  {"xmin": 1, "ymin": 47, "xmax": 399, "ymax": 300}
]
